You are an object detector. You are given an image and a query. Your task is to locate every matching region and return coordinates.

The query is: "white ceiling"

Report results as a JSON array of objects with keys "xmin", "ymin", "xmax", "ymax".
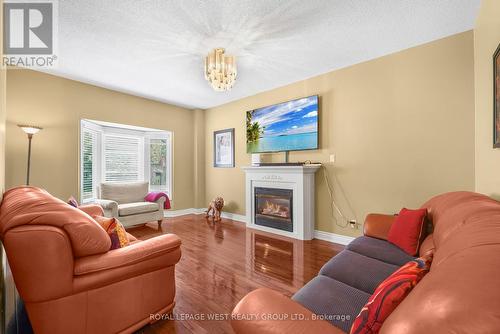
[{"xmin": 44, "ymin": 0, "xmax": 481, "ymax": 109}]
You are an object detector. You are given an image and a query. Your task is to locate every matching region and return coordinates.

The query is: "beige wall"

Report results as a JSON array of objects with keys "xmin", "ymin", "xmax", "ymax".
[
  {"xmin": 1, "ymin": 2, "xmax": 14, "ymax": 331},
  {"xmin": 474, "ymin": 0, "xmax": 500, "ymax": 198},
  {"xmin": 6, "ymin": 69, "xmax": 197, "ymax": 209},
  {"xmin": 193, "ymin": 109, "xmax": 206, "ymax": 208},
  {"xmin": 205, "ymin": 31, "xmax": 475, "ymax": 237}
]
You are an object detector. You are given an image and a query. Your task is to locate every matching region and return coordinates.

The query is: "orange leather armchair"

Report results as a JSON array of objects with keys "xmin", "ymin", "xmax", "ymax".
[{"xmin": 0, "ymin": 187, "xmax": 181, "ymax": 334}]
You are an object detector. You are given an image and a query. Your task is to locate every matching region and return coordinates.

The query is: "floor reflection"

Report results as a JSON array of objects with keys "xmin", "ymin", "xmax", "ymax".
[
  {"xmin": 253, "ymin": 234, "xmax": 294, "ymax": 282},
  {"xmin": 247, "ymin": 230, "xmax": 304, "ymax": 284},
  {"xmin": 205, "ymin": 217, "xmax": 225, "ymax": 243}
]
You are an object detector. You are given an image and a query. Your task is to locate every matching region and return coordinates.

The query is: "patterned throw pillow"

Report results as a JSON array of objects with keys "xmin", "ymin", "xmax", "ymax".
[
  {"xmin": 350, "ymin": 254, "xmax": 433, "ymax": 334},
  {"xmin": 67, "ymin": 196, "xmax": 79, "ymax": 208},
  {"xmin": 93, "ymin": 216, "xmax": 129, "ymax": 250}
]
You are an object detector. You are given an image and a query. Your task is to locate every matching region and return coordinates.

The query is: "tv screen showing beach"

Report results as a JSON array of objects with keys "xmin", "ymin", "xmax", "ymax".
[{"xmin": 246, "ymin": 95, "xmax": 319, "ymax": 153}]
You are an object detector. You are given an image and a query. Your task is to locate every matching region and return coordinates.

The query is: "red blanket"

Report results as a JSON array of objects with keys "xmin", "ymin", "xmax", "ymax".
[{"xmin": 144, "ymin": 192, "xmax": 171, "ymax": 209}]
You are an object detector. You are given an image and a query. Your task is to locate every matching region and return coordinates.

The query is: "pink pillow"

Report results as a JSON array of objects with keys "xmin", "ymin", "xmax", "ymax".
[{"xmin": 387, "ymin": 208, "xmax": 427, "ymax": 256}]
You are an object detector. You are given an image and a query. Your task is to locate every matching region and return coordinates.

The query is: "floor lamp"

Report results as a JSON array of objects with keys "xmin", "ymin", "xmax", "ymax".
[{"xmin": 17, "ymin": 125, "xmax": 42, "ymax": 186}]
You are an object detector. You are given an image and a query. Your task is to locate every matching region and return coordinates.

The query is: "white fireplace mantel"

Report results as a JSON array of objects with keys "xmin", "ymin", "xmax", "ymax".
[{"xmin": 242, "ymin": 165, "xmax": 321, "ymax": 240}]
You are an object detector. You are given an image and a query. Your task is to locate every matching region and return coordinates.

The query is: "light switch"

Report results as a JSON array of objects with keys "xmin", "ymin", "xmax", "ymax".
[{"xmin": 329, "ymin": 154, "xmax": 336, "ymax": 164}]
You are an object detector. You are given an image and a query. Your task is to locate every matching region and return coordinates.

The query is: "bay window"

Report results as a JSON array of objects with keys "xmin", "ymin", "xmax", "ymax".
[{"xmin": 80, "ymin": 119, "xmax": 172, "ymax": 203}]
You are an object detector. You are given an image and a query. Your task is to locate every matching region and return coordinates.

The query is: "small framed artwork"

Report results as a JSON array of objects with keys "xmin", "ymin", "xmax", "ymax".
[
  {"xmin": 494, "ymin": 43, "xmax": 500, "ymax": 148},
  {"xmin": 214, "ymin": 128, "xmax": 235, "ymax": 168}
]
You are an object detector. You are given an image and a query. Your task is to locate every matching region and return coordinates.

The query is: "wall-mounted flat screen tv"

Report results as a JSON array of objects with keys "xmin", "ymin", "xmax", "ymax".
[{"xmin": 246, "ymin": 95, "xmax": 319, "ymax": 153}]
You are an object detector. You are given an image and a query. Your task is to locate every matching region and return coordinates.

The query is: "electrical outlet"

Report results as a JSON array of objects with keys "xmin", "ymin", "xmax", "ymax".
[
  {"xmin": 329, "ymin": 154, "xmax": 336, "ymax": 164},
  {"xmin": 349, "ymin": 220, "xmax": 357, "ymax": 229}
]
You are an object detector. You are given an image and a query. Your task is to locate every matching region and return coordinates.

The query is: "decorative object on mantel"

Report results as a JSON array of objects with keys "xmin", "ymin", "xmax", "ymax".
[
  {"xmin": 204, "ymin": 48, "xmax": 237, "ymax": 91},
  {"xmin": 206, "ymin": 196, "xmax": 225, "ymax": 222},
  {"xmin": 214, "ymin": 128, "xmax": 235, "ymax": 168},
  {"xmin": 494, "ymin": 42, "xmax": 500, "ymax": 148},
  {"xmin": 251, "ymin": 153, "xmax": 261, "ymax": 166},
  {"xmin": 17, "ymin": 124, "xmax": 42, "ymax": 185}
]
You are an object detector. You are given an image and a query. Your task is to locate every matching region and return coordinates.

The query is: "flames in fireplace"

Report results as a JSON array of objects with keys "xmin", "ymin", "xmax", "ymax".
[
  {"xmin": 254, "ymin": 187, "xmax": 293, "ymax": 232},
  {"xmin": 261, "ymin": 200, "xmax": 290, "ymax": 218}
]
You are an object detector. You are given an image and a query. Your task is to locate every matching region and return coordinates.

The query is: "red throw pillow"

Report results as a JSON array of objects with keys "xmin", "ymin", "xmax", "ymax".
[
  {"xmin": 350, "ymin": 254, "xmax": 433, "ymax": 334},
  {"xmin": 387, "ymin": 208, "xmax": 427, "ymax": 256}
]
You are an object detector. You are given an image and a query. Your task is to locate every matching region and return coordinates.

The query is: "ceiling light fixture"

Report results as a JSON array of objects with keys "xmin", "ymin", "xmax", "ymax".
[{"xmin": 204, "ymin": 48, "xmax": 237, "ymax": 91}]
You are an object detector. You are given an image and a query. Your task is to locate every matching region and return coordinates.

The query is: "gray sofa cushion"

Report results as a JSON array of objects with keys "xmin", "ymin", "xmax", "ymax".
[
  {"xmin": 319, "ymin": 250, "xmax": 399, "ymax": 294},
  {"xmin": 292, "ymin": 275, "xmax": 370, "ymax": 333},
  {"xmin": 118, "ymin": 202, "xmax": 158, "ymax": 216},
  {"xmin": 346, "ymin": 236, "xmax": 415, "ymax": 266}
]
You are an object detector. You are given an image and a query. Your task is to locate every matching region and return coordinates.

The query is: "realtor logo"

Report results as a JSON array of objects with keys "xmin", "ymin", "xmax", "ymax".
[
  {"xmin": 4, "ymin": 2, "xmax": 53, "ymax": 54},
  {"xmin": 2, "ymin": 0, "xmax": 57, "ymax": 68}
]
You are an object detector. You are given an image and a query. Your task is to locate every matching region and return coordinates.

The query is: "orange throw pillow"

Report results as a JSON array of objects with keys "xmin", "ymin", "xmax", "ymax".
[{"xmin": 93, "ymin": 216, "xmax": 129, "ymax": 250}]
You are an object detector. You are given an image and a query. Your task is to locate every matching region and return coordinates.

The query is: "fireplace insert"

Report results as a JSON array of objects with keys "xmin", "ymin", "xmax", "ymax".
[{"xmin": 254, "ymin": 187, "xmax": 293, "ymax": 232}]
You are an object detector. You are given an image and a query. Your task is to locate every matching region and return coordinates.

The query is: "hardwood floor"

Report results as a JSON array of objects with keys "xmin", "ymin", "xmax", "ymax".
[{"xmin": 128, "ymin": 214, "xmax": 344, "ymax": 334}]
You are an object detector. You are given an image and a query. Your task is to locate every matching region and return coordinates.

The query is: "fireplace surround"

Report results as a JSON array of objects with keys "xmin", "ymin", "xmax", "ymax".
[{"xmin": 242, "ymin": 165, "xmax": 321, "ymax": 240}]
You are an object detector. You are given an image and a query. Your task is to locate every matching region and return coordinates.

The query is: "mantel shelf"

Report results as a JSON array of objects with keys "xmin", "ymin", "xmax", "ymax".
[{"xmin": 241, "ymin": 165, "xmax": 321, "ymax": 174}]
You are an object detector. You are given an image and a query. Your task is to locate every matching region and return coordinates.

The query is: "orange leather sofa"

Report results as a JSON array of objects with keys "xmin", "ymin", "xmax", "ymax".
[
  {"xmin": 231, "ymin": 191, "xmax": 500, "ymax": 333},
  {"xmin": 0, "ymin": 187, "xmax": 182, "ymax": 334}
]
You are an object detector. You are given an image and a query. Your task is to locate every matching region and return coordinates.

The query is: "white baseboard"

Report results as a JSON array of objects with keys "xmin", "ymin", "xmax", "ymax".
[
  {"xmin": 167, "ymin": 208, "xmax": 248, "ymax": 224},
  {"xmin": 164, "ymin": 208, "xmax": 201, "ymax": 217},
  {"xmin": 219, "ymin": 211, "xmax": 248, "ymax": 223},
  {"xmin": 164, "ymin": 209, "xmax": 355, "ymax": 246},
  {"xmin": 313, "ymin": 230, "xmax": 355, "ymax": 246},
  {"xmin": 164, "ymin": 208, "xmax": 233, "ymax": 218}
]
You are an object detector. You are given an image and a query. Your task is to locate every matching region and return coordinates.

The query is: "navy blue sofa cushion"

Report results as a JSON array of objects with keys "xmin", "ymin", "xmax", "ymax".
[
  {"xmin": 346, "ymin": 236, "xmax": 415, "ymax": 266},
  {"xmin": 292, "ymin": 275, "xmax": 370, "ymax": 333},
  {"xmin": 319, "ymin": 250, "xmax": 399, "ymax": 294}
]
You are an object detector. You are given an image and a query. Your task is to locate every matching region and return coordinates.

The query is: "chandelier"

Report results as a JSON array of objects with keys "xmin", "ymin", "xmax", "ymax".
[{"xmin": 204, "ymin": 48, "xmax": 237, "ymax": 91}]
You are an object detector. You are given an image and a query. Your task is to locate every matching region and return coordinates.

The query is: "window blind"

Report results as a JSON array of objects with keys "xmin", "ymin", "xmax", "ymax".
[
  {"xmin": 104, "ymin": 134, "xmax": 142, "ymax": 182},
  {"xmin": 81, "ymin": 128, "xmax": 98, "ymax": 201}
]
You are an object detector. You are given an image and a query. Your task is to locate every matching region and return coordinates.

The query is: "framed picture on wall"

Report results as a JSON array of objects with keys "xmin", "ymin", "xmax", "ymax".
[
  {"xmin": 214, "ymin": 128, "xmax": 235, "ymax": 168},
  {"xmin": 494, "ymin": 43, "xmax": 500, "ymax": 148}
]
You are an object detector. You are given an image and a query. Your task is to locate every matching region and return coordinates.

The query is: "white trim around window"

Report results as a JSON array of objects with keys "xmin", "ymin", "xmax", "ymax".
[{"xmin": 79, "ymin": 119, "xmax": 173, "ymax": 203}]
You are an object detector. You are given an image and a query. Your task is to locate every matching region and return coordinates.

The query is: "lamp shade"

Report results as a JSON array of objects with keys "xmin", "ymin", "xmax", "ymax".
[{"xmin": 18, "ymin": 125, "xmax": 42, "ymax": 135}]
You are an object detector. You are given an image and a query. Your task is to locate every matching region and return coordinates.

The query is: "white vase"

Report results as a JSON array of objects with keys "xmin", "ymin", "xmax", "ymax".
[{"xmin": 251, "ymin": 154, "xmax": 261, "ymax": 165}]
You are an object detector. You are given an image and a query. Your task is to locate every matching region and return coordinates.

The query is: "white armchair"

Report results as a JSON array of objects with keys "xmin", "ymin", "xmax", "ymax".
[{"xmin": 94, "ymin": 182, "xmax": 165, "ymax": 228}]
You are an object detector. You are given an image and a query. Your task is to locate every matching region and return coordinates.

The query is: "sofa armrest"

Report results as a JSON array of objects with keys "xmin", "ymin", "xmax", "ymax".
[
  {"xmin": 74, "ymin": 234, "xmax": 181, "ymax": 275},
  {"xmin": 363, "ymin": 213, "xmax": 396, "ymax": 240},
  {"xmin": 94, "ymin": 199, "xmax": 118, "ymax": 217},
  {"xmin": 232, "ymin": 288, "xmax": 345, "ymax": 334},
  {"xmin": 4, "ymin": 225, "xmax": 75, "ymax": 302},
  {"xmin": 78, "ymin": 204, "xmax": 104, "ymax": 217}
]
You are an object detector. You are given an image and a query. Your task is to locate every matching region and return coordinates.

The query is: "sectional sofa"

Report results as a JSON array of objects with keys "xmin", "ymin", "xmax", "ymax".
[{"xmin": 231, "ymin": 191, "xmax": 500, "ymax": 333}]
